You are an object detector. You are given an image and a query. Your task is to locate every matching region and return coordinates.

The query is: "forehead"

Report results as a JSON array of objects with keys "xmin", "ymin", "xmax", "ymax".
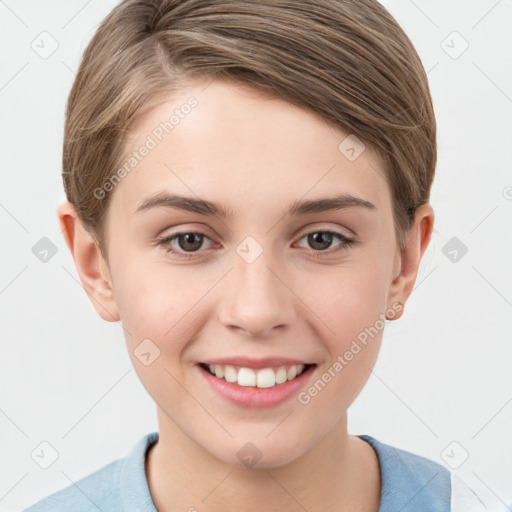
[{"xmin": 111, "ymin": 78, "xmax": 390, "ymax": 217}]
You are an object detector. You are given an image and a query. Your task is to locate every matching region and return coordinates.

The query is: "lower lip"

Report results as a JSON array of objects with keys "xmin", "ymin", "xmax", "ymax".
[{"xmin": 197, "ymin": 364, "xmax": 316, "ymax": 409}]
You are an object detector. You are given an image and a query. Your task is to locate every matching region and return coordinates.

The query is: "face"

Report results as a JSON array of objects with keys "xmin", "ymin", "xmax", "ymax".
[{"xmin": 100, "ymin": 78, "xmax": 402, "ymax": 468}]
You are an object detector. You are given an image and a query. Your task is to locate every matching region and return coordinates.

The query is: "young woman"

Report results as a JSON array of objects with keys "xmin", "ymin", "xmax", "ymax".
[{"xmin": 24, "ymin": 1, "xmax": 500, "ymax": 510}]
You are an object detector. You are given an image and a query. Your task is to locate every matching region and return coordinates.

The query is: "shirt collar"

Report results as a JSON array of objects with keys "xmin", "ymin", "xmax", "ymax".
[
  {"xmin": 119, "ymin": 431, "xmax": 159, "ymax": 512},
  {"xmin": 119, "ymin": 431, "xmax": 451, "ymax": 512},
  {"xmin": 358, "ymin": 434, "xmax": 451, "ymax": 512}
]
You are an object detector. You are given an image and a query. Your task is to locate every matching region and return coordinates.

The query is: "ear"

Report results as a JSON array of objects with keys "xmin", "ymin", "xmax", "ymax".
[
  {"xmin": 386, "ymin": 203, "xmax": 434, "ymax": 320},
  {"xmin": 58, "ymin": 201, "xmax": 120, "ymax": 322}
]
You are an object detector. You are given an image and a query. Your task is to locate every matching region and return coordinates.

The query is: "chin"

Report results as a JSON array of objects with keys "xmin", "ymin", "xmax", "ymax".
[{"xmin": 204, "ymin": 433, "xmax": 310, "ymax": 471}]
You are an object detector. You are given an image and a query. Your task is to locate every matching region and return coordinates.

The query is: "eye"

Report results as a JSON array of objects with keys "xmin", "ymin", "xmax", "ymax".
[
  {"xmin": 157, "ymin": 231, "xmax": 213, "ymax": 259},
  {"xmin": 295, "ymin": 230, "xmax": 356, "ymax": 256},
  {"xmin": 157, "ymin": 228, "xmax": 356, "ymax": 260}
]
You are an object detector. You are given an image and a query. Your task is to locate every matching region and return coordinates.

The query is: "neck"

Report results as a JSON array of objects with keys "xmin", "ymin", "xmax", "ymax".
[{"xmin": 146, "ymin": 408, "xmax": 381, "ymax": 512}]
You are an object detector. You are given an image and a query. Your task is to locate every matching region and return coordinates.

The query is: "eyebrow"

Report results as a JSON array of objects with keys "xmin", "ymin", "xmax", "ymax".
[{"xmin": 135, "ymin": 192, "xmax": 376, "ymax": 218}]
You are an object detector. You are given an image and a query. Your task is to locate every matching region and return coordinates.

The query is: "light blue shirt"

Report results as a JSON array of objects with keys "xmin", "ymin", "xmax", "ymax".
[{"xmin": 23, "ymin": 432, "xmax": 487, "ymax": 511}]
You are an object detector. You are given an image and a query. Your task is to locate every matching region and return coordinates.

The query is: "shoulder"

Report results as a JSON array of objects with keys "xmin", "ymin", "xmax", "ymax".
[
  {"xmin": 22, "ymin": 459, "xmax": 123, "ymax": 512},
  {"xmin": 358, "ymin": 434, "xmax": 451, "ymax": 511},
  {"xmin": 358, "ymin": 433, "xmax": 452, "ymax": 483},
  {"xmin": 358, "ymin": 435, "xmax": 511, "ymax": 512},
  {"xmin": 22, "ymin": 432, "xmax": 159, "ymax": 512}
]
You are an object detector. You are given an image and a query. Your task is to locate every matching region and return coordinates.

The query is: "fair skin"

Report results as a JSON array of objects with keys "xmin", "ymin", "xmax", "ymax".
[{"xmin": 58, "ymin": 78, "xmax": 433, "ymax": 512}]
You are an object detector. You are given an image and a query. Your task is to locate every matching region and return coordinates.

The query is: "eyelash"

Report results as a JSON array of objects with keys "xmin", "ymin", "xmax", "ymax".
[{"xmin": 156, "ymin": 229, "xmax": 357, "ymax": 260}]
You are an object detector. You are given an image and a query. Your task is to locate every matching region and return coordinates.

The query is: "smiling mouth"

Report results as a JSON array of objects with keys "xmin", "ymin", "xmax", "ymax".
[{"xmin": 198, "ymin": 362, "xmax": 316, "ymax": 389}]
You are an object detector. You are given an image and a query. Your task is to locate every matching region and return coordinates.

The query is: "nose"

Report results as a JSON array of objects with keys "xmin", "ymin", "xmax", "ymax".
[{"xmin": 217, "ymin": 247, "xmax": 297, "ymax": 338}]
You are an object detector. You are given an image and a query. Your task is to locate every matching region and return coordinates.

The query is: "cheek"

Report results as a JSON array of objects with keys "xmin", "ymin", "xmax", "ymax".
[
  {"xmin": 111, "ymin": 259, "xmax": 211, "ymax": 348},
  {"xmin": 294, "ymin": 260, "xmax": 389, "ymax": 401},
  {"xmin": 111, "ymin": 263, "xmax": 209, "ymax": 402},
  {"xmin": 295, "ymin": 269, "xmax": 386, "ymax": 415},
  {"xmin": 302, "ymin": 262, "xmax": 390, "ymax": 342}
]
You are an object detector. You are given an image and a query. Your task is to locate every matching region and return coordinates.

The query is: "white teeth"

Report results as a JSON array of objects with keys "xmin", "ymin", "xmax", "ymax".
[
  {"xmin": 275, "ymin": 367, "xmax": 287, "ymax": 384},
  {"xmin": 214, "ymin": 365, "xmax": 224, "ymax": 379},
  {"xmin": 256, "ymin": 368, "xmax": 276, "ymax": 388},
  {"xmin": 224, "ymin": 365, "xmax": 238, "ymax": 383},
  {"xmin": 204, "ymin": 363, "xmax": 309, "ymax": 388},
  {"xmin": 286, "ymin": 366, "xmax": 297, "ymax": 380},
  {"xmin": 237, "ymin": 368, "xmax": 256, "ymax": 387}
]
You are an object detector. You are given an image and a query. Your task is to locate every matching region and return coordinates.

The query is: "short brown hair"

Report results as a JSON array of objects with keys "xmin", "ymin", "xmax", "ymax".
[{"xmin": 63, "ymin": 0, "xmax": 436, "ymax": 257}]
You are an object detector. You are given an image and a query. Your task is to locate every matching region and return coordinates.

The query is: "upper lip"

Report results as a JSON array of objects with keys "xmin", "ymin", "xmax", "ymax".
[{"xmin": 200, "ymin": 357, "xmax": 314, "ymax": 369}]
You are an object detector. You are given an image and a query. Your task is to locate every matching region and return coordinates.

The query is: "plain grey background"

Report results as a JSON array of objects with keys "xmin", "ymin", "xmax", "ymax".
[{"xmin": 1, "ymin": 1, "xmax": 511, "ymax": 510}]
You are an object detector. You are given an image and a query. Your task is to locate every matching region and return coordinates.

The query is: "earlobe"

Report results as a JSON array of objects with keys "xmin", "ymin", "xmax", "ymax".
[
  {"xmin": 57, "ymin": 201, "xmax": 120, "ymax": 322},
  {"xmin": 386, "ymin": 203, "xmax": 434, "ymax": 320}
]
